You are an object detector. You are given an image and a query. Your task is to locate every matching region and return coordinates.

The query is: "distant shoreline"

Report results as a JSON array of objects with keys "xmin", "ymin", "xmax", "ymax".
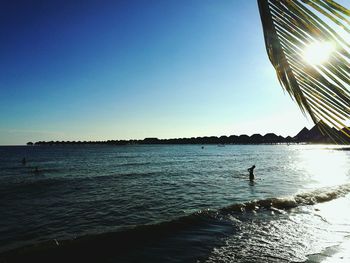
[
  {"xmin": 28, "ymin": 134, "xmax": 293, "ymax": 146},
  {"xmin": 26, "ymin": 122, "xmax": 347, "ymax": 146}
]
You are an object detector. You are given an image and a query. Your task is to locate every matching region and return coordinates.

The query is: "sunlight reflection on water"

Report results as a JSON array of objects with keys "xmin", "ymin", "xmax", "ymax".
[
  {"xmin": 297, "ymin": 145, "xmax": 350, "ymax": 188},
  {"xmin": 1, "ymin": 144, "xmax": 350, "ymax": 262}
]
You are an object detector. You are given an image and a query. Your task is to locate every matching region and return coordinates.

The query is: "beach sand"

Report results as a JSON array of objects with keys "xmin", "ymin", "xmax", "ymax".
[{"xmin": 308, "ymin": 238, "xmax": 350, "ymax": 263}]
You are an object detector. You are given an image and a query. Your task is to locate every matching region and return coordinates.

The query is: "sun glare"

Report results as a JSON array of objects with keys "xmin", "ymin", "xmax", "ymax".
[
  {"xmin": 303, "ymin": 41, "xmax": 335, "ymax": 66},
  {"xmin": 299, "ymin": 146, "xmax": 349, "ymax": 188}
]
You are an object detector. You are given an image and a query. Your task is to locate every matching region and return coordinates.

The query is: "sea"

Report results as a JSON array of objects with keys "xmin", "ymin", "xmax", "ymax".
[{"xmin": 0, "ymin": 144, "xmax": 350, "ymax": 262}]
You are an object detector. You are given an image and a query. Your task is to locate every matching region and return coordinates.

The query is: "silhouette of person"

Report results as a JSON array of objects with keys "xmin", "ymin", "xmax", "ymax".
[
  {"xmin": 21, "ymin": 158, "xmax": 26, "ymax": 165},
  {"xmin": 248, "ymin": 165, "xmax": 256, "ymax": 182},
  {"xmin": 34, "ymin": 167, "xmax": 39, "ymax": 174}
]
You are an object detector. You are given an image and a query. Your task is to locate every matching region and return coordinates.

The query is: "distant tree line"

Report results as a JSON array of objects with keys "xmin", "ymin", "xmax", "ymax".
[
  {"xmin": 27, "ymin": 123, "xmax": 350, "ymax": 146},
  {"xmin": 28, "ymin": 133, "xmax": 292, "ymax": 146}
]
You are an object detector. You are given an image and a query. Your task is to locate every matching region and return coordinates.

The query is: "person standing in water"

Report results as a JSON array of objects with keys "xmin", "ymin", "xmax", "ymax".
[{"xmin": 247, "ymin": 165, "xmax": 256, "ymax": 182}]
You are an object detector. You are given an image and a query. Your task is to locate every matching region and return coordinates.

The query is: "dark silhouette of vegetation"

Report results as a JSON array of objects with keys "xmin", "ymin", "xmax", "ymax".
[{"xmin": 29, "ymin": 123, "xmax": 349, "ymax": 146}]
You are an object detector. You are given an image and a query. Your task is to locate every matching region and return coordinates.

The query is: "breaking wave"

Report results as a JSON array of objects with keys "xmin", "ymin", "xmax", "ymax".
[
  {"xmin": 220, "ymin": 183, "xmax": 350, "ymax": 214},
  {"xmin": 2, "ymin": 183, "xmax": 350, "ymax": 263}
]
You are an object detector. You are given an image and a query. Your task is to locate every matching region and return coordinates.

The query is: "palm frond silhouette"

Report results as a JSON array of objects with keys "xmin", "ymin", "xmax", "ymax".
[{"xmin": 258, "ymin": 0, "xmax": 350, "ymax": 142}]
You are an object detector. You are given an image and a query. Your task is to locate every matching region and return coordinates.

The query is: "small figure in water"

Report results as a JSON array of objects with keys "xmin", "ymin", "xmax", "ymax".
[
  {"xmin": 21, "ymin": 158, "xmax": 26, "ymax": 165},
  {"xmin": 34, "ymin": 167, "xmax": 39, "ymax": 174},
  {"xmin": 247, "ymin": 165, "xmax": 256, "ymax": 182}
]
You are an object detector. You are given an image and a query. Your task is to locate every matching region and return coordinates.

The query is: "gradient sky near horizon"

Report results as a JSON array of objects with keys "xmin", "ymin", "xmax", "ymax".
[{"xmin": 0, "ymin": 0, "xmax": 318, "ymax": 145}]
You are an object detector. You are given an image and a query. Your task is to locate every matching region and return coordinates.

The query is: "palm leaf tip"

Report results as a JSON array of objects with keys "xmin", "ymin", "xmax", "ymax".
[{"xmin": 258, "ymin": 0, "xmax": 350, "ymax": 143}]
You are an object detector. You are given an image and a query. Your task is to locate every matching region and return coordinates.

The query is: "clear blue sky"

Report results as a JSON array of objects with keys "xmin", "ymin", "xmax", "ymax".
[{"xmin": 0, "ymin": 0, "xmax": 313, "ymax": 145}]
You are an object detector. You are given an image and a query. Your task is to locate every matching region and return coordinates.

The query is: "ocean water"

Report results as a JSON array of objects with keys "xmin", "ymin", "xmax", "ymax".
[{"xmin": 0, "ymin": 144, "xmax": 350, "ymax": 262}]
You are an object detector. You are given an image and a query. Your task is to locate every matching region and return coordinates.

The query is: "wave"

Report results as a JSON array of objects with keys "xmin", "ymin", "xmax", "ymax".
[
  {"xmin": 117, "ymin": 161, "xmax": 153, "ymax": 167},
  {"xmin": 1, "ymin": 184, "xmax": 350, "ymax": 262},
  {"xmin": 0, "ymin": 209, "xmax": 225, "ymax": 262},
  {"xmin": 220, "ymin": 183, "xmax": 350, "ymax": 213}
]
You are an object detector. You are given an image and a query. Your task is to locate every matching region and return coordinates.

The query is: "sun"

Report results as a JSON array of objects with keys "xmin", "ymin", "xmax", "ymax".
[{"xmin": 303, "ymin": 41, "xmax": 335, "ymax": 66}]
